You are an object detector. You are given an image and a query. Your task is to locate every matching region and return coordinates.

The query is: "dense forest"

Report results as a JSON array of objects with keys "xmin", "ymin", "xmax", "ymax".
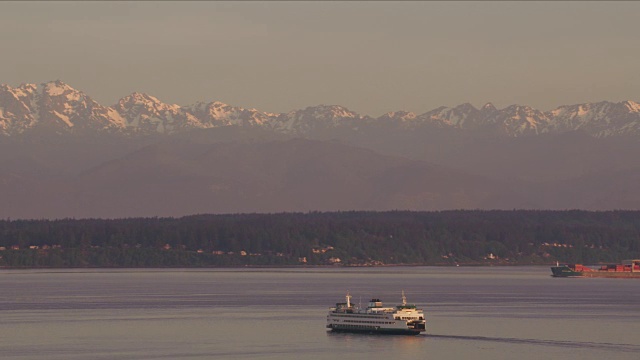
[{"xmin": 1, "ymin": 210, "xmax": 639, "ymax": 268}]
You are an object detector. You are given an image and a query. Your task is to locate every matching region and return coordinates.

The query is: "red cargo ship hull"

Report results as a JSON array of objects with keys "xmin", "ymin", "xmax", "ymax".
[{"xmin": 551, "ymin": 259, "xmax": 640, "ymax": 278}]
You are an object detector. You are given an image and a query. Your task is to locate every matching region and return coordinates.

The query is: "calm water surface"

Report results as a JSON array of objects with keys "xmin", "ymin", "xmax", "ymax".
[{"xmin": 1, "ymin": 267, "xmax": 639, "ymax": 359}]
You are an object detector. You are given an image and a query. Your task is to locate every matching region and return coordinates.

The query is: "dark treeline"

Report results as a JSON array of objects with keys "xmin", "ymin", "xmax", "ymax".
[{"xmin": 1, "ymin": 210, "xmax": 639, "ymax": 268}]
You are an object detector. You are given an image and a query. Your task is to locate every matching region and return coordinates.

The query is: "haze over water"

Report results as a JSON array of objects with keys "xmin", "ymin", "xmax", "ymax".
[{"xmin": 1, "ymin": 267, "xmax": 639, "ymax": 360}]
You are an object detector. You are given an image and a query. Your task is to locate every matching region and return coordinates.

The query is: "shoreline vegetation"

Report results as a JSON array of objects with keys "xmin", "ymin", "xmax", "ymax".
[{"xmin": 1, "ymin": 210, "xmax": 639, "ymax": 269}]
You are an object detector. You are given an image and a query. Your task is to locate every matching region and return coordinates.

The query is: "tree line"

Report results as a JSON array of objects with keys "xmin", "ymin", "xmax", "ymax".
[{"xmin": 1, "ymin": 210, "xmax": 639, "ymax": 268}]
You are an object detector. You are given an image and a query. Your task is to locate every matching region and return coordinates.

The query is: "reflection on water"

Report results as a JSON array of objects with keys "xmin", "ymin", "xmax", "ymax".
[{"xmin": 326, "ymin": 331, "xmax": 425, "ymax": 357}]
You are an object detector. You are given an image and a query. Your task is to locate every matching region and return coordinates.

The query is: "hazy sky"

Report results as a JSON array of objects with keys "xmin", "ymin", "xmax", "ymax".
[{"xmin": 1, "ymin": 1, "xmax": 639, "ymax": 116}]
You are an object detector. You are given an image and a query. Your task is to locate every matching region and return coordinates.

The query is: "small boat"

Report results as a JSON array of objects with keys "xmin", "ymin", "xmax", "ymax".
[
  {"xmin": 551, "ymin": 259, "xmax": 640, "ymax": 278},
  {"xmin": 326, "ymin": 291, "xmax": 426, "ymax": 335}
]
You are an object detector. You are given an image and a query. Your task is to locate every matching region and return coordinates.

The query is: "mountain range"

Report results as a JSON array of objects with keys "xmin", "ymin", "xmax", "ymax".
[
  {"xmin": 2, "ymin": 80, "xmax": 640, "ymax": 138},
  {"xmin": 1, "ymin": 81, "xmax": 640, "ymax": 219}
]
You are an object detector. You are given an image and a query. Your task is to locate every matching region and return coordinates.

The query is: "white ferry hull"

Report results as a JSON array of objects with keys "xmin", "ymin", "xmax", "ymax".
[{"xmin": 326, "ymin": 292, "xmax": 426, "ymax": 336}]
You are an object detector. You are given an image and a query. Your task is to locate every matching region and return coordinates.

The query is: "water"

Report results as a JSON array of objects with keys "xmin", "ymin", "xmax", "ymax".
[{"xmin": 1, "ymin": 267, "xmax": 639, "ymax": 359}]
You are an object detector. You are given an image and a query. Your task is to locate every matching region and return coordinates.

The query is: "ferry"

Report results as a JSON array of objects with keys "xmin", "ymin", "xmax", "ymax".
[
  {"xmin": 326, "ymin": 291, "xmax": 426, "ymax": 335},
  {"xmin": 551, "ymin": 259, "xmax": 640, "ymax": 278}
]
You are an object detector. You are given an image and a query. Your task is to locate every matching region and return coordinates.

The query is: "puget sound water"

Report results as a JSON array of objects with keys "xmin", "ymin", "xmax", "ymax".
[{"xmin": 1, "ymin": 266, "xmax": 639, "ymax": 360}]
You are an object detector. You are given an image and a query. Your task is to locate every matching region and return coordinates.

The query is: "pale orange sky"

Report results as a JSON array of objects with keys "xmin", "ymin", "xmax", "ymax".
[{"xmin": 1, "ymin": 1, "xmax": 639, "ymax": 116}]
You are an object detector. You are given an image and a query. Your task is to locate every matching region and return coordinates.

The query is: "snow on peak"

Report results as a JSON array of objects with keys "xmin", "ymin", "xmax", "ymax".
[
  {"xmin": 43, "ymin": 80, "xmax": 74, "ymax": 97},
  {"xmin": 211, "ymin": 101, "xmax": 228, "ymax": 107},
  {"xmin": 482, "ymin": 102, "xmax": 497, "ymax": 111},
  {"xmin": 121, "ymin": 92, "xmax": 164, "ymax": 105},
  {"xmin": 53, "ymin": 110, "xmax": 74, "ymax": 127},
  {"xmin": 503, "ymin": 105, "xmax": 548, "ymax": 126},
  {"xmin": 117, "ymin": 93, "xmax": 183, "ymax": 117},
  {"xmin": 113, "ymin": 92, "xmax": 204, "ymax": 133},
  {"xmin": 0, "ymin": 80, "xmax": 135, "ymax": 134},
  {"xmin": 384, "ymin": 111, "xmax": 416, "ymax": 120},
  {"xmin": 19, "ymin": 83, "xmax": 37, "ymax": 91},
  {"xmin": 624, "ymin": 100, "xmax": 640, "ymax": 113},
  {"xmin": 300, "ymin": 104, "xmax": 357, "ymax": 118},
  {"xmin": 417, "ymin": 103, "xmax": 480, "ymax": 128},
  {"xmin": 3, "ymin": 80, "xmax": 640, "ymax": 138},
  {"xmin": 11, "ymin": 83, "xmax": 38, "ymax": 98}
]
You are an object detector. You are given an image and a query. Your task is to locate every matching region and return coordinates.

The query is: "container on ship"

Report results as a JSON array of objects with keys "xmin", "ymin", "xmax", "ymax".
[{"xmin": 551, "ymin": 259, "xmax": 640, "ymax": 278}]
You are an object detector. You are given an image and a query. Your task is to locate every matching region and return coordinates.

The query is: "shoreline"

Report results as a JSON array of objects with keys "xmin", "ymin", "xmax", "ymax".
[{"xmin": 0, "ymin": 263, "xmax": 554, "ymax": 270}]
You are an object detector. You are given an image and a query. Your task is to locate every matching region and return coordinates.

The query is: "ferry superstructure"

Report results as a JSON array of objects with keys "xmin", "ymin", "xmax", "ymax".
[{"xmin": 326, "ymin": 292, "xmax": 426, "ymax": 335}]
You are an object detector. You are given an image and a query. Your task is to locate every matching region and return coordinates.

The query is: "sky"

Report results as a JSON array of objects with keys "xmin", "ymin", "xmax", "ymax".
[{"xmin": 1, "ymin": 1, "xmax": 639, "ymax": 117}]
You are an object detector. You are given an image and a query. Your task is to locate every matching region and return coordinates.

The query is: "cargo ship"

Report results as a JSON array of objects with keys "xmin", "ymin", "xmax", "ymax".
[{"xmin": 551, "ymin": 259, "xmax": 640, "ymax": 278}]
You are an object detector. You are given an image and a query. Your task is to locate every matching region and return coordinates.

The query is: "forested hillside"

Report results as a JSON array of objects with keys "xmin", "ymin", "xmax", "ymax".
[{"xmin": 1, "ymin": 211, "xmax": 639, "ymax": 268}]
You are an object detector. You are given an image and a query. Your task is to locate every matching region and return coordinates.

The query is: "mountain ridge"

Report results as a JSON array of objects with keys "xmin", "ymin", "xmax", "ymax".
[
  {"xmin": 3, "ymin": 80, "xmax": 640, "ymax": 218},
  {"xmin": 2, "ymin": 80, "xmax": 640, "ymax": 138}
]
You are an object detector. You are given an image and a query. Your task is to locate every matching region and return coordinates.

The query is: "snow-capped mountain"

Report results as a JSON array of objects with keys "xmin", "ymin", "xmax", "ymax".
[
  {"xmin": 114, "ymin": 92, "xmax": 202, "ymax": 134},
  {"xmin": 547, "ymin": 100, "xmax": 640, "ymax": 137},
  {"xmin": 2, "ymin": 80, "xmax": 640, "ymax": 138},
  {"xmin": 492, "ymin": 104, "xmax": 551, "ymax": 136},
  {"xmin": 0, "ymin": 81, "xmax": 126, "ymax": 135},
  {"xmin": 183, "ymin": 101, "xmax": 274, "ymax": 128},
  {"xmin": 377, "ymin": 111, "xmax": 417, "ymax": 124},
  {"xmin": 269, "ymin": 105, "xmax": 367, "ymax": 133},
  {"xmin": 414, "ymin": 102, "xmax": 550, "ymax": 136},
  {"xmin": 38, "ymin": 81, "xmax": 127, "ymax": 134},
  {"xmin": 0, "ymin": 83, "xmax": 38, "ymax": 135},
  {"xmin": 418, "ymin": 103, "xmax": 483, "ymax": 129},
  {"xmin": 5, "ymin": 80, "xmax": 640, "ymax": 218}
]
